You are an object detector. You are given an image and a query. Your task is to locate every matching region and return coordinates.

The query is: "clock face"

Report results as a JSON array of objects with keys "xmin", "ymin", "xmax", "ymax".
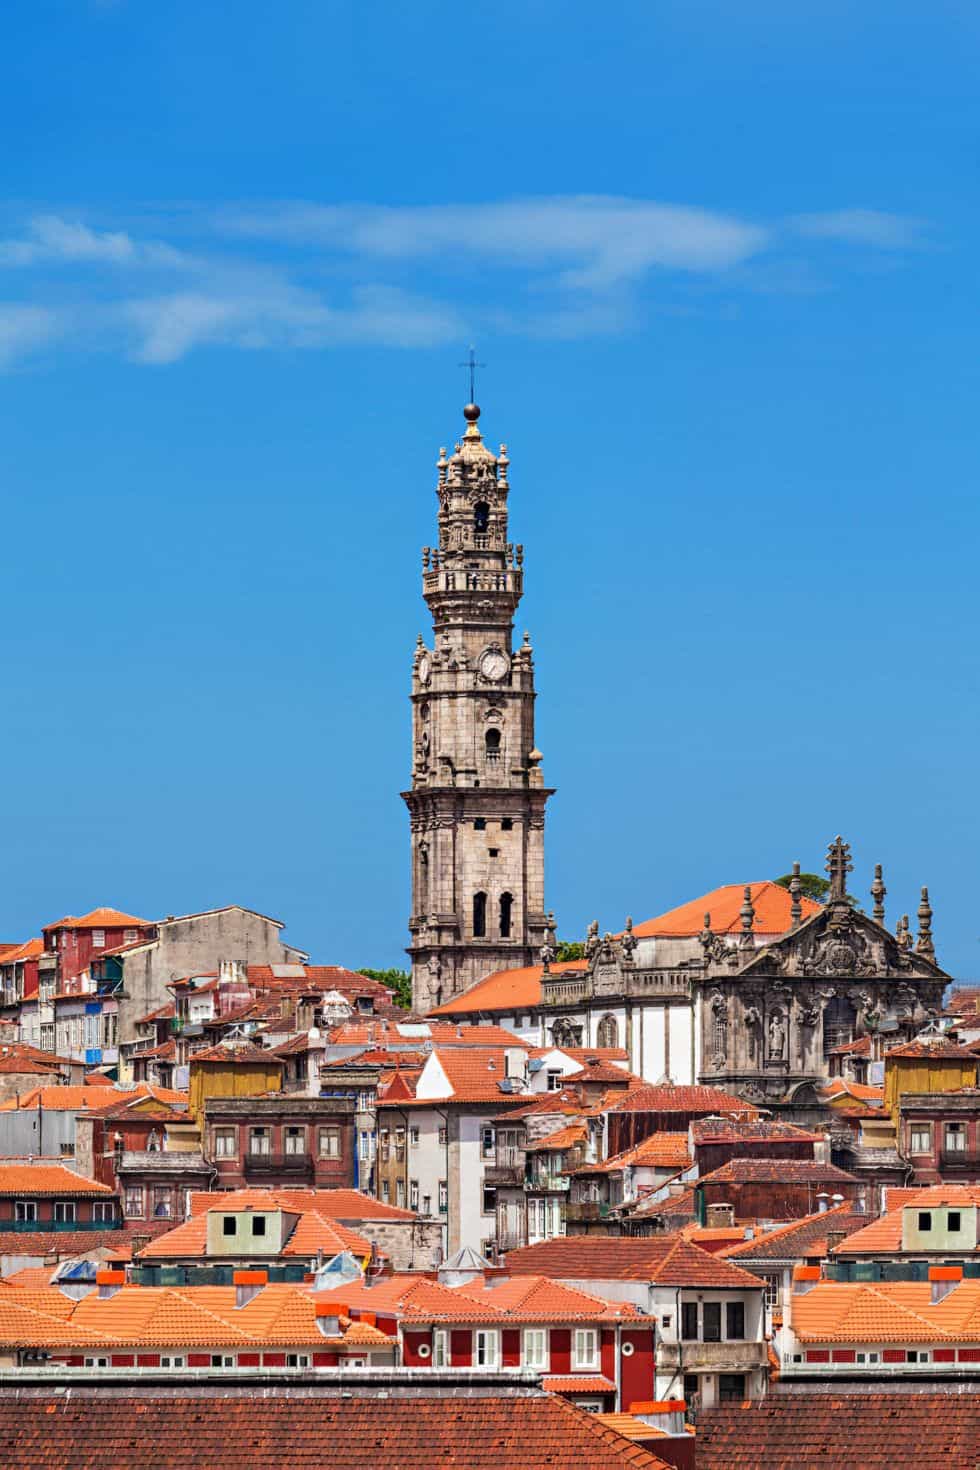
[
  {"xmin": 480, "ymin": 648, "xmax": 509, "ymax": 682},
  {"xmin": 418, "ymin": 654, "xmax": 431, "ymax": 686}
]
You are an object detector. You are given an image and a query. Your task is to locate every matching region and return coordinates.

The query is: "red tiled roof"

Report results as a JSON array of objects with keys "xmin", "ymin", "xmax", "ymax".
[
  {"xmin": 427, "ymin": 961, "xmax": 588, "ymax": 1017},
  {"xmin": 722, "ymin": 1202, "xmax": 869, "ymax": 1261},
  {"xmin": 137, "ymin": 1208, "xmax": 369, "ymax": 1261},
  {"xmin": 690, "ymin": 1117, "xmax": 819, "ymax": 1144},
  {"xmin": 631, "ymin": 881, "xmax": 820, "ymax": 938},
  {"xmin": 885, "ymin": 1037, "xmax": 979, "ymax": 1061},
  {"xmin": 317, "ymin": 1272, "xmax": 645, "ymax": 1324},
  {"xmin": 42, "ymin": 907, "xmax": 150, "ymax": 932},
  {"xmin": 573, "ymin": 1133, "xmax": 691, "ymax": 1173},
  {"xmin": 791, "ymin": 1276, "xmax": 980, "ymax": 1343},
  {"xmin": 0, "ymin": 1084, "xmax": 186, "ymax": 1112},
  {"xmin": 0, "ymin": 1165, "xmax": 113, "ymax": 1197},
  {"xmin": 833, "ymin": 1185, "xmax": 980, "ymax": 1255},
  {"xmin": 605, "ymin": 1085, "xmax": 757, "ymax": 1116},
  {"xmin": 543, "ymin": 1374, "xmax": 616, "ymax": 1393},
  {"xmin": 187, "ymin": 1188, "xmax": 417, "ymax": 1223},
  {"xmin": 0, "ymin": 1393, "xmax": 672, "ymax": 1469},
  {"xmin": 697, "ymin": 1158, "xmax": 857, "ymax": 1185},
  {"xmin": 0, "ymin": 939, "xmax": 44, "ymax": 965},
  {"xmin": 413, "ymin": 1048, "xmax": 532, "ymax": 1104},
  {"xmin": 524, "ymin": 1124, "xmax": 587, "ymax": 1153},
  {"xmin": 189, "ymin": 1042, "xmax": 279, "ymax": 1065},
  {"xmin": 563, "ymin": 1059, "xmax": 645, "ymax": 1086},
  {"xmin": 503, "ymin": 1235, "xmax": 766, "ymax": 1289},
  {"xmin": 698, "ymin": 1392, "xmax": 980, "ymax": 1470}
]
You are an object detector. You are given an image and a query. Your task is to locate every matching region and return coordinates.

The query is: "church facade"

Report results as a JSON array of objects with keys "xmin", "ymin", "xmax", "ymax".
[
  {"xmin": 404, "ymin": 402, "xmax": 553, "ymax": 1012},
  {"xmin": 430, "ymin": 843, "xmax": 950, "ymax": 1107}
]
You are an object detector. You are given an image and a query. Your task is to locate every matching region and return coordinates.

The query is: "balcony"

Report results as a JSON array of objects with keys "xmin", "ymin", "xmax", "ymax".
[
  {"xmin": 563, "ymin": 1201, "xmax": 610, "ymax": 1225},
  {"xmin": 940, "ymin": 1148, "xmax": 980, "ymax": 1170},
  {"xmin": 658, "ymin": 1340, "xmax": 768, "ymax": 1373},
  {"xmin": 485, "ymin": 1163, "xmax": 525, "ymax": 1188},
  {"xmin": 525, "ymin": 1174, "xmax": 570, "ymax": 1193},
  {"xmin": 244, "ymin": 1152, "xmax": 313, "ymax": 1176}
]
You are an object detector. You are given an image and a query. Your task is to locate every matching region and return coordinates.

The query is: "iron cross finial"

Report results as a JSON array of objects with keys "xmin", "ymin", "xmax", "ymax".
[{"xmin": 458, "ymin": 345, "xmax": 485, "ymax": 404}]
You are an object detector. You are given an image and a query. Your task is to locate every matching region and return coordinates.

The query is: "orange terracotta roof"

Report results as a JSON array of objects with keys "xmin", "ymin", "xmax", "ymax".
[
  {"xmin": 885, "ymin": 1037, "xmax": 979, "ymax": 1061},
  {"xmin": 605, "ymin": 1085, "xmax": 757, "ymax": 1116},
  {"xmin": 43, "ymin": 907, "xmax": 150, "ymax": 932},
  {"xmin": 525, "ymin": 1124, "xmax": 587, "ymax": 1153},
  {"xmin": 504, "ymin": 1235, "xmax": 766, "ymax": 1289},
  {"xmin": 317, "ymin": 1272, "xmax": 645, "ymax": 1325},
  {"xmin": 138, "ymin": 1206, "xmax": 369, "ymax": 1261},
  {"xmin": 543, "ymin": 1374, "xmax": 617, "ymax": 1393},
  {"xmin": 574, "ymin": 1133, "xmax": 692, "ymax": 1173},
  {"xmin": 187, "ymin": 1187, "xmax": 417, "ymax": 1223},
  {"xmin": 0, "ymin": 938, "xmax": 44, "ymax": 965},
  {"xmin": 0, "ymin": 1164, "xmax": 114, "ymax": 1196},
  {"xmin": 820, "ymin": 1078, "xmax": 884, "ymax": 1103},
  {"xmin": 0, "ymin": 1084, "xmax": 186, "ymax": 1112},
  {"xmin": 833, "ymin": 1185, "xmax": 980, "ymax": 1255},
  {"xmin": 412, "ymin": 1047, "xmax": 533, "ymax": 1103},
  {"xmin": 189, "ymin": 1042, "xmax": 280, "ymax": 1065},
  {"xmin": 428, "ymin": 961, "xmax": 588, "ymax": 1016},
  {"xmin": 595, "ymin": 1413, "xmax": 670, "ymax": 1441},
  {"xmin": 563, "ymin": 1059, "xmax": 646, "ymax": 1086},
  {"xmin": 791, "ymin": 1276, "xmax": 980, "ymax": 1343},
  {"xmin": 631, "ymin": 881, "xmax": 821, "ymax": 939}
]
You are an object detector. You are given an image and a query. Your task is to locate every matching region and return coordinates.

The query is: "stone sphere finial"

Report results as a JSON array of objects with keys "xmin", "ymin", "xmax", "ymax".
[{"xmin": 463, "ymin": 402, "xmax": 481, "ymax": 423}]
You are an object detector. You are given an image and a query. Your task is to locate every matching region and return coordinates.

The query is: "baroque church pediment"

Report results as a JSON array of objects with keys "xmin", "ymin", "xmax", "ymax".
[{"xmin": 735, "ymin": 901, "xmax": 949, "ymax": 984}]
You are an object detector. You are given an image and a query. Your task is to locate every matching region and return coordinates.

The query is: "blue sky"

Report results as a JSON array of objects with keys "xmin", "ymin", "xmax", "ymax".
[{"xmin": 1, "ymin": 1, "xmax": 978, "ymax": 978}]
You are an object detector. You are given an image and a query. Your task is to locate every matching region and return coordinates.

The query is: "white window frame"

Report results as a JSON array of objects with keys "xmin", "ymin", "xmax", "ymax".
[
  {"xmin": 523, "ymin": 1328, "xmax": 549, "ymax": 1370},
  {"xmin": 92, "ymin": 930, "xmax": 105, "ymax": 949},
  {"xmin": 475, "ymin": 1329, "xmax": 500, "ymax": 1368},
  {"xmin": 909, "ymin": 1124, "xmax": 932, "ymax": 1154},
  {"xmin": 410, "ymin": 1179, "xmax": 419, "ymax": 1210},
  {"xmin": 53, "ymin": 1201, "xmax": 75, "ymax": 1223},
  {"xmin": 160, "ymin": 1355, "xmax": 185, "ymax": 1368},
  {"xmin": 945, "ymin": 1124, "xmax": 966, "ymax": 1152},
  {"xmin": 284, "ymin": 1126, "xmax": 307, "ymax": 1156},
  {"xmin": 249, "ymin": 1127, "xmax": 271, "ymax": 1156},
  {"xmin": 318, "ymin": 1127, "xmax": 341, "ymax": 1159},
  {"xmin": 214, "ymin": 1128, "xmax": 237, "ymax": 1158},
  {"xmin": 481, "ymin": 1126, "xmax": 495, "ymax": 1159},
  {"xmin": 433, "ymin": 1329, "xmax": 449, "ymax": 1367},
  {"xmin": 572, "ymin": 1327, "xmax": 599, "ymax": 1371},
  {"xmin": 14, "ymin": 1200, "xmax": 37, "ymax": 1222},
  {"xmin": 286, "ymin": 1353, "xmax": 310, "ymax": 1368}
]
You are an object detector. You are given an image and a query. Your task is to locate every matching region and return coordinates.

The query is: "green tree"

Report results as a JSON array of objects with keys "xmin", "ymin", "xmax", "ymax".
[
  {"xmin": 358, "ymin": 967, "xmax": 413, "ymax": 1009},
  {"xmin": 773, "ymin": 872, "xmax": 830, "ymax": 904},
  {"xmin": 554, "ymin": 940, "xmax": 585, "ymax": 962}
]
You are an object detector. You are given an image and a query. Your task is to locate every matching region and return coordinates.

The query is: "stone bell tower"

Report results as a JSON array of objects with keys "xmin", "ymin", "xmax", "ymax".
[{"xmin": 403, "ymin": 401, "xmax": 553, "ymax": 1012}]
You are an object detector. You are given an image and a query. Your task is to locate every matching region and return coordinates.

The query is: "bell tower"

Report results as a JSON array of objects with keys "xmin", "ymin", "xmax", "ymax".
[{"xmin": 403, "ymin": 401, "xmax": 553, "ymax": 1012}]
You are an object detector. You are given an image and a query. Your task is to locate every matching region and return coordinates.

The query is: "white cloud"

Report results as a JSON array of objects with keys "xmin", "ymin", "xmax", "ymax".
[
  {"xmin": 221, "ymin": 196, "xmax": 770, "ymax": 288},
  {"xmin": 0, "ymin": 305, "xmax": 63, "ymax": 366},
  {"xmin": 0, "ymin": 214, "xmax": 186, "ymax": 269},
  {"xmin": 791, "ymin": 209, "xmax": 927, "ymax": 249},
  {"xmin": 124, "ymin": 284, "xmax": 463, "ymax": 363}
]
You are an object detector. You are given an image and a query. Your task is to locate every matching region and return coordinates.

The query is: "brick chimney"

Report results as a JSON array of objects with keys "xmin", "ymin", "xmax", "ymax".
[
  {"xmin": 929, "ymin": 1264, "xmax": 962, "ymax": 1304},
  {"xmin": 234, "ymin": 1267, "xmax": 267, "ymax": 1308}
]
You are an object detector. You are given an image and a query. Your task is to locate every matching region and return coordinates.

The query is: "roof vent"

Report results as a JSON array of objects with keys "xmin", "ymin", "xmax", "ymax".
[{"xmin": 96, "ymin": 1268, "xmax": 126, "ymax": 1300}]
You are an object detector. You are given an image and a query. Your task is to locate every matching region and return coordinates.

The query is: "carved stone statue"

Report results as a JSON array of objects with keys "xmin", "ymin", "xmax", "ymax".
[
  {"xmin": 584, "ymin": 920, "xmax": 600, "ymax": 962},
  {"xmin": 768, "ymin": 1010, "xmax": 786, "ymax": 1061}
]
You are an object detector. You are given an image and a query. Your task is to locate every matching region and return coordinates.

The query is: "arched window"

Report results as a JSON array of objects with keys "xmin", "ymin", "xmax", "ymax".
[
  {"xmin": 485, "ymin": 728, "xmax": 501, "ymax": 763},
  {"xmin": 499, "ymin": 892, "xmax": 513, "ymax": 939},
  {"xmin": 597, "ymin": 1014, "xmax": 618, "ymax": 1049},
  {"xmin": 823, "ymin": 994, "xmax": 856, "ymax": 1058},
  {"xmin": 473, "ymin": 891, "xmax": 487, "ymax": 938},
  {"xmin": 474, "ymin": 501, "xmax": 490, "ymax": 533}
]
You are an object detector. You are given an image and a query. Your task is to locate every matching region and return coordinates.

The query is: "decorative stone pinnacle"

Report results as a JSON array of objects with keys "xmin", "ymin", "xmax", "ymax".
[
  {"xmin": 789, "ymin": 862, "xmax": 802, "ymax": 926},
  {"xmin": 916, "ymin": 885, "xmax": 935, "ymax": 959},
  {"xmin": 825, "ymin": 835, "xmax": 853, "ymax": 902},
  {"xmin": 741, "ymin": 885, "xmax": 755, "ymax": 931},
  {"xmin": 871, "ymin": 863, "xmax": 887, "ymax": 925}
]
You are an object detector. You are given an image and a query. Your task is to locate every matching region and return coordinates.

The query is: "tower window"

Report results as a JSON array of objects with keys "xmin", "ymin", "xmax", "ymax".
[
  {"xmin": 474, "ymin": 818, "xmax": 486, "ymax": 831},
  {"xmin": 485, "ymin": 729, "xmax": 501, "ymax": 763},
  {"xmin": 501, "ymin": 818, "xmax": 513, "ymax": 831},
  {"xmin": 499, "ymin": 893, "xmax": 513, "ymax": 939},
  {"xmin": 474, "ymin": 502, "xmax": 490, "ymax": 533},
  {"xmin": 473, "ymin": 892, "xmax": 487, "ymax": 938}
]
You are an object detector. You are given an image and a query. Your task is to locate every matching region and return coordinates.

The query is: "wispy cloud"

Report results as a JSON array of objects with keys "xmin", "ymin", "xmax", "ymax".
[
  {"xmin": 0, "ymin": 197, "xmax": 930, "ymax": 368},
  {"xmin": 791, "ymin": 208, "xmax": 928, "ymax": 249},
  {"xmin": 0, "ymin": 214, "xmax": 186, "ymax": 269},
  {"xmin": 220, "ymin": 197, "xmax": 771, "ymax": 289}
]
